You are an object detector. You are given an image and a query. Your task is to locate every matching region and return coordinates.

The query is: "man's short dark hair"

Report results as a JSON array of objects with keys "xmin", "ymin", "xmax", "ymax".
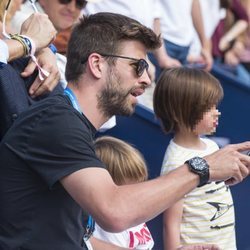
[{"xmin": 65, "ymin": 12, "xmax": 161, "ymax": 83}]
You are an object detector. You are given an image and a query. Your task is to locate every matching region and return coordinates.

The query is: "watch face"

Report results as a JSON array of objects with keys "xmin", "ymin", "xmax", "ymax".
[
  {"xmin": 191, "ymin": 157, "xmax": 206, "ymax": 171},
  {"xmin": 186, "ymin": 157, "xmax": 209, "ymax": 187}
]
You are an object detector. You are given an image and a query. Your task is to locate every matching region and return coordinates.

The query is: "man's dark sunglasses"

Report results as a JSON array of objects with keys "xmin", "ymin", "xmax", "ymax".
[
  {"xmin": 100, "ymin": 54, "xmax": 149, "ymax": 77},
  {"xmin": 82, "ymin": 53, "xmax": 149, "ymax": 77},
  {"xmin": 58, "ymin": 0, "xmax": 87, "ymax": 9}
]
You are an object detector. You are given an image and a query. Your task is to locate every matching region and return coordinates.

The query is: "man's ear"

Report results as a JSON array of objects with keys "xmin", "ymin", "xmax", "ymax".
[{"xmin": 87, "ymin": 53, "xmax": 104, "ymax": 79}]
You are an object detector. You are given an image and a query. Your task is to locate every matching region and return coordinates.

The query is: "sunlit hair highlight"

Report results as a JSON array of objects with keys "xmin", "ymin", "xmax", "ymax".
[{"xmin": 95, "ymin": 136, "xmax": 148, "ymax": 185}]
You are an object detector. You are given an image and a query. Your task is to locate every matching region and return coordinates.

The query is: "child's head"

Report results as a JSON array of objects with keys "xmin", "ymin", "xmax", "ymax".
[
  {"xmin": 95, "ymin": 136, "xmax": 148, "ymax": 185},
  {"xmin": 153, "ymin": 67, "xmax": 224, "ymax": 134}
]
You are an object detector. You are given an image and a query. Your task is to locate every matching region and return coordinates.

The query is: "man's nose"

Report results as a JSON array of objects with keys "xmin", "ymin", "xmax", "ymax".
[{"xmin": 139, "ymin": 70, "xmax": 152, "ymax": 87}]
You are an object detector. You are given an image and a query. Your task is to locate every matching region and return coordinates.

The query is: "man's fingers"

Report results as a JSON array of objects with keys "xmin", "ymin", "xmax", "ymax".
[
  {"xmin": 238, "ymin": 156, "xmax": 250, "ymax": 178},
  {"xmin": 29, "ymin": 69, "xmax": 60, "ymax": 97},
  {"xmin": 28, "ymin": 76, "xmax": 43, "ymax": 96},
  {"xmin": 230, "ymin": 141, "xmax": 250, "ymax": 152},
  {"xmin": 21, "ymin": 60, "xmax": 37, "ymax": 77},
  {"xmin": 205, "ymin": 142, "xmax": 250, "ymax": 184},
  {"xmin": 225, "ymin": 159, "xmax": 249, "ymax": 186}
]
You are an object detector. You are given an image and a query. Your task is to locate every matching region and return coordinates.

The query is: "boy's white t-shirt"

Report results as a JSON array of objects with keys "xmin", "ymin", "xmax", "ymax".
[{"xmin": 161, "ymin": 138, "xmax": 236, "ymax": 250}]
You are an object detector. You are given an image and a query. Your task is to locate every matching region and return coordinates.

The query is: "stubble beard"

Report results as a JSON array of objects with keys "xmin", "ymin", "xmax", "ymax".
[{"xmin": 97, "ymin": 70, "xmax": 136, "ymax": 118}]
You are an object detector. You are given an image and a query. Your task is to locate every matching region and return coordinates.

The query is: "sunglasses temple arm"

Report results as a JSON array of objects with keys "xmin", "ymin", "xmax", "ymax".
[
  {"xmin": 29, "ymin": 0, "xmax": 39, "ymax": 13},
  {"xmin": 2, "ymin": 10, "xmax": 10, "ymax": 39}
]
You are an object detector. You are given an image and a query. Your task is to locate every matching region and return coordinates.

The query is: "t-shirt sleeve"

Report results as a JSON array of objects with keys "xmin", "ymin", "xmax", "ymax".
[
  {"xmin": 161, "ymin": 154, "xmax": 185, "ymax": 175},
  {"xmin": 160, "ymin": 142, "xmax": 191, "ymax": 175},
  {"xmin": 22, "ymin": 107, "xmax": 105, "ymax": 188}
]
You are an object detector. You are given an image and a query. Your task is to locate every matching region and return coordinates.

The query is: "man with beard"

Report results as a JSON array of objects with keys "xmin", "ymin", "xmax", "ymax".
[{"xmin": 0, "ymin": 12, "xmax": 249, "ymax": 250}]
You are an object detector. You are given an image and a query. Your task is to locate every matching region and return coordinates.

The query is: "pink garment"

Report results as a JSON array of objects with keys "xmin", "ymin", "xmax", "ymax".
[
  {"xmin": 239, "ymin": 29, "xmax": 250, "ymax": 62},
  {"xmin": 212, "ymin": 0, "xmax": 249, "ymax": 58}
]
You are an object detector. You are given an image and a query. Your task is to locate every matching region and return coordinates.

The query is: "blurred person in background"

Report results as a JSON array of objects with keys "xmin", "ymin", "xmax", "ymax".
[
  {"xmin": 212, "ymin": 0, "xmax": 249, "ymax": 83},
  {"xmin": 12, "ymin": 0, "xmax": 85, "ymax": 51},
  {"xmin": 223, "ymin": 0, "xmax": 250, "ymax": 83},
  {"xmin": 148, "ymin": 0, "xmax": 213, "ymax": 79},
  {"xmin": 188, "ymin": 0, "xmax": 221, "ymax": 64}
]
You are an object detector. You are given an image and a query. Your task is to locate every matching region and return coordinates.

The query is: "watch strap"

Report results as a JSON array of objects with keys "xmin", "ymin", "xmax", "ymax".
[{"xmin": 185, "ymin": 157, "xmax": 209, "ymax": 187}]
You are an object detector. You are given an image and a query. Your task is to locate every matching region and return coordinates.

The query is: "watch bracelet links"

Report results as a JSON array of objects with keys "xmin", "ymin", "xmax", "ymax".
[{"xmin": 197, "ymin": 169, "xmax": 209, "ymax": 187}]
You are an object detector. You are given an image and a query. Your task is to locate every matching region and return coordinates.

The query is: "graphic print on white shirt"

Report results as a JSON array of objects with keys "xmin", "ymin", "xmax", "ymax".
[{"xmin": 93, "ymin": 222, "xmax": 154, "ymax": 249}]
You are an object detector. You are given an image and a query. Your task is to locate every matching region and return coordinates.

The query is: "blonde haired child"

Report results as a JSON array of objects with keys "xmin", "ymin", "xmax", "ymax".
[{"xmin": 93, "ymin": 136, "xmax": 154, "ymax": 250}]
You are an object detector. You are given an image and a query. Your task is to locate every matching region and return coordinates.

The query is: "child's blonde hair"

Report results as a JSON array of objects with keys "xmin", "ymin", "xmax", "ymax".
[{"xmin": 95, "ymin": 136, "xmax": 148, "ymax": 185}]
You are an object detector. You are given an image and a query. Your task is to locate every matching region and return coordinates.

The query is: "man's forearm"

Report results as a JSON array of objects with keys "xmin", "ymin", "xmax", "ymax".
[{"xmin": 5, "ymin": 39, "xmax": 25, "ymax": 62}]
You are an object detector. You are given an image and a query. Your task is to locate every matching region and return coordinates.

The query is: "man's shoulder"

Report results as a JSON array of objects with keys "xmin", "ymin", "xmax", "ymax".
[
  {"xmin": 27, "ymin": 94, "xmax": 71, "ymax": 114},
  {"xmin": 12, "ymin": 94, "xmax": 83, "ymax": 133}
]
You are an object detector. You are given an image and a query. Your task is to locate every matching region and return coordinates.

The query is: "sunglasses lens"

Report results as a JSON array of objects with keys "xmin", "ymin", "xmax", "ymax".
[
  {"xmin": 58, "ymin": 0, "xmax": 71, "ymax": 4},
  {"xmin": 137, "ymin": 59, "xmax": 149, "ymax": 77},
  {"xmin": 58, "ymin": 0, "xmax": 87, "ymax": 9},
  {"xmin": 76, "ymin": 0, "xmax": 87, "ymax": 9}
]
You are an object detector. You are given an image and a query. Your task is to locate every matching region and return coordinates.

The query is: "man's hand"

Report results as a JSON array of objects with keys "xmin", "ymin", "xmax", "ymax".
[
  {"xmin": 21, "ymin": 48, "xmax": 60, "ymax": 98},
  {"xmin": 20, "ymin": 13, "xmax": 57, "ymax": 51},
  {"xmin": 204, "ymin": 142, "xmax": 250, "ymax": 185}
]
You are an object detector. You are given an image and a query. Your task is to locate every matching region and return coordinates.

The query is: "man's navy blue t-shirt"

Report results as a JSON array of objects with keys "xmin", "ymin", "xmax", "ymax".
[{"xmin": 0, "ymin": 94, "xmax": 105, "ymax": 250}]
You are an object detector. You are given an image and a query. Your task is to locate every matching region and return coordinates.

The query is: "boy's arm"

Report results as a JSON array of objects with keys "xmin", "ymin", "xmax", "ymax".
[{"xmin": 163, "ymin": 197, "xmax": 183, "ymax": 250}]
